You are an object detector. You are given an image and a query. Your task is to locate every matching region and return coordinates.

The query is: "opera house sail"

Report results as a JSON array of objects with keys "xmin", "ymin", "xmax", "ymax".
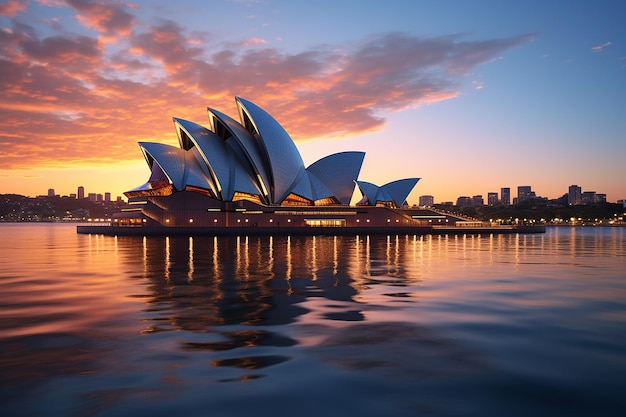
[{"xmin": 76, "ymin": 96, "xmax": 545, "ymax": 235}]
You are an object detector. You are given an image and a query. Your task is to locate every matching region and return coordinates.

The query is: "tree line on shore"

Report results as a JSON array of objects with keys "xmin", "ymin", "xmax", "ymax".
[
  {"xmin": 1, "ymin": 193, "xmax": 624, "ymax": 224},
  {"xmin": 437, "ymin": 199, "xmax": 625, "ymax": 224}
]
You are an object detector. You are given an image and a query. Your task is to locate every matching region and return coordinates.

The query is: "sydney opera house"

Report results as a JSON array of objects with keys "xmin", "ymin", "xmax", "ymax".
[
  {"xmin": 99, "ymin": 96, "xmax": 428, "ymax": 233},
  {"xmin": 78, "ymin": 97, "xmax": 543, "ymax": 235}
]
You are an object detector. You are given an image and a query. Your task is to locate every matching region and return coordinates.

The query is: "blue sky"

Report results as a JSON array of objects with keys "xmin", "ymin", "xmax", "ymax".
[{"xmin": 0, "ymin": 0, "xmax": 624, "ymax": 202}]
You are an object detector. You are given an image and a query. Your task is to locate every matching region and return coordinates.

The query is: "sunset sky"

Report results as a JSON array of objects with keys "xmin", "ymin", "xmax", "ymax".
[{"xmin": 1, "ymin": 0, "xmax": 624, "ymax": 203}]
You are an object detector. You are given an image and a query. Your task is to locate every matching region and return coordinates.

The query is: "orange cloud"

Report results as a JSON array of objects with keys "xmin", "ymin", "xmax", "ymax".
[
  {"xmin": 242, "ymin": 37, "xmax": 267, "ymax": 46},
  {"xmin": 64, "ymin": 0, "xmax": 135, "ymax": 36},
  {"xmin": 0, "ymin": 7, "xmax": 534, "ymax": 172}
]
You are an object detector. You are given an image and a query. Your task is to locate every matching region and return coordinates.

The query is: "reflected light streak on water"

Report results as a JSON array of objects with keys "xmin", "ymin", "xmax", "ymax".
[{"xmin": 0, "ymin": 224, "xmax": 625, "ymax": 417}]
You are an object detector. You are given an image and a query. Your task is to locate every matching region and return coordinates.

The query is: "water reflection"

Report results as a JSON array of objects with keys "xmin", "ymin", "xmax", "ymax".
[
  {"xmin": 119, "ymin": 234, "xmax": 368, "ymax": 330},
  {"xmin": 107, "ymin": 229, "xmax": 626, "ymax": 337},
  {"xmin": 1, "ymin": 225, "xmax": 625, "ymax": 417}
]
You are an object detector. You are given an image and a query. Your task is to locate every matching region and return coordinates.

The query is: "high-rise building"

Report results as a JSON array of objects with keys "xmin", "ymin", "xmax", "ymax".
[
  {"xmin": 568, "ymin": 185, "xmax": 582, "ymax": 205},
  {"xmin": 487, "ymin": 192, "xmax": 498, "ymax": 206},
  {"xmin": 501, "ymin": 187, "xmax": 510, "ymax": 206},
  {"xmin": 517, "ymin": 186, "xmax": 534, "ymax": 202},
  {"xmin": 78, "ymin": 186, "xmax": 85, "ymax": 200},
  {"xmin": 88, "ymin": 193, "xmax": 97, "ymax": 202},
  {"xmin": 419, "ymin": 195, "xmax": 434, "ymax": 207},
  {"xmin": 105, "ymin": 192, "xmax": 111, "ymax": 202},
  {"xmin": 472, "ymin": 195, "xmax": 484, "ymax": 207},
  {"xmin": 456, "ymin": 196, "xmax": 472, "ymax": 207},
  {"xmin": 47, "ymin": 188, "xmax": 55, "ymax": 197},
  {"xmin": 581, "ymin": 191, "xmax": 597, "ymax": 205}
]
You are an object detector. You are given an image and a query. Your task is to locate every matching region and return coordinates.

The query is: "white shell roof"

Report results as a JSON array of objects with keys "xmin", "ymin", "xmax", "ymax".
[
  {"xmin": 185, "ymin": 146, "xmax": 216, "ymax": 193},
  {"xmin": 383, "ymin": 178, "xmax": 421, "ymax": 207},
  {"xmin": 288, "ymin": 172, "xmax": 314, "ymax": 201},
  {"xmin": 139, "ymin": 142, "xmax": 188, "ymax": 191},
  {"xmin": 207, "ymin": 107, "xmax": 271, "ymax": 202},
  {"xmin": 236, "ymin": 97, "xmax": 306, "ymax": 204},
  {"xmin": 307, "ymin": 152, "xmax": 365, "ymax": 205},
  {"xmin": 175, "ymin": 117, "xmax": 263, "ymax": 200},
  {"xmin": 356, "ymin": 178, "xmax": 420, "ymax": 207},
  {"xmin": 129, "ymin": 97, "xmax": 421, "ymax": 207},
  {"xmin": 175, "ymin": 118, "xmax": 230, "ymax": 199}
]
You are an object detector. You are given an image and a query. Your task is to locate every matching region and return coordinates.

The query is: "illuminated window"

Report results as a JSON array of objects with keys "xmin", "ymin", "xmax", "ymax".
[
  {"xmin": 232, "ymin": 192, "xmax": 263, "ymax": 205},
  {"xmin": 281, "ymin": 193, "xmax": 313, "ymax": 206},
  {"xmin": 304, "ymin": 219, "xmax": 346, "ymax": 227}
]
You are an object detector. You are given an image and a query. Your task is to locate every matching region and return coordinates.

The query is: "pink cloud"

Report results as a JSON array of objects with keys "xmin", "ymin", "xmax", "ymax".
[
  {"xmin": 20, "ymin": 33, "xmax": 100, "ymax": 64},
  {"xmin": 0, "ymin": 0, "xmax": 26, "ymax": 17},
  {"xmin": 63, "ymin": 0, "xmax": 135, "ymax": 35},
  {"xmin": 129, "ymin": 19, "xmax": 205, "ymax": 74},
  {"xmin": 0, "ymin": 13, "xmax": 535, "ymax": 170},
  {"xmin": 242, "ymin": 37, "xmax": 267, "ymax": 46},
  {"xmin": 592, "ymin": 41, "xmax": 612, "ymax": 52}
]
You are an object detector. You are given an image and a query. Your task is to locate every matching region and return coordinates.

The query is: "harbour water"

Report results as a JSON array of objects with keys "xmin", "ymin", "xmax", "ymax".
[{"xmin": 1, "ymin": 224, "xmax": 625, "ymax": 416}]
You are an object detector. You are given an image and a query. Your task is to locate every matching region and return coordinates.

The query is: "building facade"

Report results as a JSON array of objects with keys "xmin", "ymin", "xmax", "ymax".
[
  {"xmin": 517, "ymin": 186, "xmax": 535, "ymax": 202},
  {"xmin": 501, "ymin": 187, "xmax": 510, "ymax": 206},
  {"xmin": 419, "ymin": 195, "xmax": 434, "ymax": 207},
  {"xmin": 114, "ymin": 97, "xmax": 423, "ymax": 230},
  {"xmin": 568, "ymin": 185, "xmax": 582, "ymax": 205}
]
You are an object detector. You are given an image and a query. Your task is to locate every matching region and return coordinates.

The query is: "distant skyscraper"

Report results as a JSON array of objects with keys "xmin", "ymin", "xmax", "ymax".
[
  {"xmin": 487, "ymin": 192, "xmax": 498, "ymax": 206},
  {"xmin": 105, "ymin": 192, "xmax": 111, "ymax": 202},
  {"xmin": 47, "ymin": 188, "xmax": 55, "ymax": 197},
  {"xmin": 78, "ymin": 186, "xmax": 85, "ymax": 200},
  {"xmin": 419, "ymin": 195, "xmax": 434, "ymax": 207},
  {"xmin": 568, "ymin": 185, "xmax": 582, "ymax": 205},
  {"xmin": 501, "ymin": 187, "xmax": 510, "ymax": 206},
  {"xmin": 456, "ymin": 196, "xmax": 472, "ymax": 207},
  {"xmin": 518, "ymin": 186, "xmax": 533, "ymax": 202},
  {"xmin": 581, "ymin": 191, "xmax": 597, "ymax": 205},
  {"xmin": 88, "ymin": 193, "xmax": 96, "ymax": 202},
  {"xmin": 472, "ymin": 195, "xmax": 484, "ymax": 207}
]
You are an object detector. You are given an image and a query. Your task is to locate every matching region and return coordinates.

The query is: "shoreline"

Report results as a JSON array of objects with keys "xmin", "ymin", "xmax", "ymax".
[{"xmin": 76, "ymin": 224, "xmax": 546, "ymax": 236}]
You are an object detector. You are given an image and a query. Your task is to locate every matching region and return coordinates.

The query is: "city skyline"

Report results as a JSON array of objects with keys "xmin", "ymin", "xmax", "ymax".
[
  {"xmin": 0, "ymin": 1, "xmax": 624, "ymax": 202},
  {"xmin": 33, "ymin": 181, "xmax": 616, "ymax": 207}
]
